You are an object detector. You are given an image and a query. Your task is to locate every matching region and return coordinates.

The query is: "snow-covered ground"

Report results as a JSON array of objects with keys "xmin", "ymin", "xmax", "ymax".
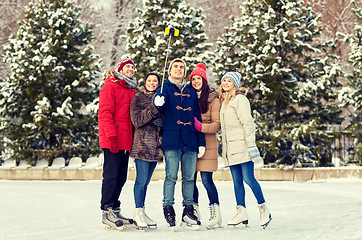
[{"xmin": 1, "ymin": 178, "xmax": 362, "ymax": 240}]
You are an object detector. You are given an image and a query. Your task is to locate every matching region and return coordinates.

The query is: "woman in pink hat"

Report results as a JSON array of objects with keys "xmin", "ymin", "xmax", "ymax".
[{"xmin": 190, "ymin": 62, "xmax": 222, "ymax": 229}]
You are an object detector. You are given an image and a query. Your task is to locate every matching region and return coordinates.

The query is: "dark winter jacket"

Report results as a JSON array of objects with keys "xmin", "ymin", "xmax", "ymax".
[
  {"xmin": 130, "ymin": 87, "xmax": 163, "ymax": 162},
  {"xmin": 155, "ymin": 78, "xmax": 206, "ymax": 152},
  {"xmin": 98, "ymin": 76, "xmax": 136, "ymax": 151}
]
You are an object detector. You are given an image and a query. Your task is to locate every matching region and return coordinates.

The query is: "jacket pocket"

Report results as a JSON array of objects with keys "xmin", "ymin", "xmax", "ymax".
[{"xmin": 227, "ymin": 139, "xmax": 248, "ymax": 156}]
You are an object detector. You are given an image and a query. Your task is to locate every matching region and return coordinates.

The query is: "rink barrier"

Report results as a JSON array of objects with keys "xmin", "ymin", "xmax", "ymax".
[{"xmin": 0, "ymin": 167, "xmax": 361, "ymax": 181}]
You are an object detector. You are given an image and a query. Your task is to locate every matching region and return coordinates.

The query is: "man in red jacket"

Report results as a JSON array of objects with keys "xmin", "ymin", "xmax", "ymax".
[{"xmin": 98, "ymin": 58, "xmax": 138, "ymax": 231}]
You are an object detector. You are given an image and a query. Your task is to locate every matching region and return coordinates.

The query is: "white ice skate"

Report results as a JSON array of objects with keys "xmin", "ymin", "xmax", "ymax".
[
  {"xmin": 258, "ymin": 203, "xmax": 272, "ymax": 229},
  {"xmin": 227, "ymin": 205, "xmax": 248, "ymax": 227},
  {"xmin": 206, "ymin": 203, "xmax": 222, "ymax": 229},
  {"xmin": 133, "ymin": 207, "xmax": 148, "ymax": 231}
]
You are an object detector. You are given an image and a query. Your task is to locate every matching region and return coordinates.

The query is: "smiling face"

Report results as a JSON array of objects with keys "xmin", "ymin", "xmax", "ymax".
[
  {"xmin": 145, "ymin": 74, "xmax": 159, "ymax": 92},
  {"xmin": 119, "ymin": 63, "xmax": 135, "ymax": 79},
  {"xmin": 221, "ymin": 78, "xmax": 235, "ymax": 92},
  {"xmin": 169, "ymin": 61, "xmax": 185, "ymax": 83},
  {"xmin": 191, "ymin": 75, "xmax": 203, "ymax": 92}
]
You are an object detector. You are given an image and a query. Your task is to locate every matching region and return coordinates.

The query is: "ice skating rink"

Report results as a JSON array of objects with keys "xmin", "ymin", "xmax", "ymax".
[{"xmin": 0, "ymin": 178, "xmax": 361, "ymax": 240}]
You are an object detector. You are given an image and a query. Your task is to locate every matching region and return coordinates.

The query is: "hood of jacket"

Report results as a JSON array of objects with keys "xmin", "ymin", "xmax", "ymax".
[
  {"xmin": 208, "ymin": 88, "xmax": 219, "ymax": 103},
  {"xmin": 104, "ymin": 76, "xmax": 131, "ymax": 89}
]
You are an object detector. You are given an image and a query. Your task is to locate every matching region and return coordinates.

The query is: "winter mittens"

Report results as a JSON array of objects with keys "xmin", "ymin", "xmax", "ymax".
[
  {"xmin": 248, "ymin": 146, "xmax": 262, "ymax": 163},
  {"xmin": 108, "ymin": 136, "xmax": 119, "ymax": 153},
  {"xmin": 198, "ymin": 146, "xmax": 206, "ymax": 158},
  {"xmin": 194, "ymin": 117, "xmax": 202, "ymax": 132},
  {"xmin": 154, "ymin": 95, "xmax": 165, "ymax": 107}
]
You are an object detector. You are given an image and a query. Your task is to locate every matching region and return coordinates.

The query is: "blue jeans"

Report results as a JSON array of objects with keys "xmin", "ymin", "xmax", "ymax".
[
  {"xmin": 193, "ymin": 171, "xmax": 220, "ymax": 205},
  {"xmin": 163, "ymin": 149, "xmax": 197, "ymax": 206},
  {"xmin": 134, "ymin": 159, "xmax": 157, "ymax": 208},
  {"xmin": 229, "ymin": 161, "xmax": 265, "ymax": 207}
]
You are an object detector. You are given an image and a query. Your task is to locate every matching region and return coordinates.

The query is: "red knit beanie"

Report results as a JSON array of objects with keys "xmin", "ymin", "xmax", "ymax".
[
  {"xmin": 117, "ymin": 58, "xmax": 135, "ymax": 72},
  {"xmin": 190, "ymin": 63, "xmax": 207, "ymax": 83}
]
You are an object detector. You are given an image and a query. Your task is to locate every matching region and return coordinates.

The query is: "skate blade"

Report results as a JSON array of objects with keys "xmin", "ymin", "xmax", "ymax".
[
  {"xmin": 104, "ymin": 224, "xmax": 124, "ymax": 231},
  {"xmin": 181, "ymin": 222, "xmax": 200, "ymax": 231},
  {"xmin": 206, "ymin": 223, "xmax": 223, "ymax": 230},
  {"xmin": 135, "ymin": 226, "xmax": 147, "ymax": 231},
  {"xmin": 262, "ymin": 217, "xmax": 272, "ymax": 229},
  {"xmin": 123, "ymin": 223, "xmax": 135, "ymax": 229},
  {"xmin": 147, "ymin": 224, "xmax": 157, "ymax": 229},
  {"xmin": 227, "ymin": 220, "xmax": 248, "ymax": 228}
]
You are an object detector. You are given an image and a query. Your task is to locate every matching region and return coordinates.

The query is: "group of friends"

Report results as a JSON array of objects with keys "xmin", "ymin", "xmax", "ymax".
[{"xmin": 97, "ymin": 57, "xmax": 272, "ymax": 231}]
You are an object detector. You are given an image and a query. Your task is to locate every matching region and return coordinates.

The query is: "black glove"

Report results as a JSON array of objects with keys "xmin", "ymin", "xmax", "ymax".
[{"xmin": 150, "ymin": 117, "xmax": 163, "ymax": 127}]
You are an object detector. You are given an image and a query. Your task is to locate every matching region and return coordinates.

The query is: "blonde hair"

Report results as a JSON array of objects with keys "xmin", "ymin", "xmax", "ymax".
[{"xmin": 219, "ymin": 86, "xmax": 247, "ymax": 108}]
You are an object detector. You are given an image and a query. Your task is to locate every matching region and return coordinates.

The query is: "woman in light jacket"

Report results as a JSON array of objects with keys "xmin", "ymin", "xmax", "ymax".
[
  {"xmin": 130, "ymin": 73, "xmax": 163, "ymax": 229},
  {"xmin": 219, "ymin": 72, "xmax": 272, "ymax": 229},
  {"xmin": 190, "ymin": 63, "xmax": 221, "ymax": 229}
]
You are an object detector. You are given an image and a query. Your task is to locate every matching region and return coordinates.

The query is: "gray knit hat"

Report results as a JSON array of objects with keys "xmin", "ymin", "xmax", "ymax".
[{"xmin": 168, "ymin": 58, "xmax": 187, "ymax": 78}]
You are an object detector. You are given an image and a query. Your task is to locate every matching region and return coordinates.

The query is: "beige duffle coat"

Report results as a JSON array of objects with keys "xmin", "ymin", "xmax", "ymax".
[
  {"xmin": 196, "ymin": 89, "xmax": 221, "ymax": 172},
  {"xmin": 220, "ymin": 90, "xmax": 256, "ymax": 167}
]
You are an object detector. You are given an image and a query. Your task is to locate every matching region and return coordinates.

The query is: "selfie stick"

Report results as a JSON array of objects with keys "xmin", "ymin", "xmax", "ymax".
[{"xmin": 160, "ymin": 27, "xmax": 179, "ymax": 94}]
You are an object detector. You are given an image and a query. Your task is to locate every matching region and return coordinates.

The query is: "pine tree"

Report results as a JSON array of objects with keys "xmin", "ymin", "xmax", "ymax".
[
  {"xmin": 212, "ymin": 0, "xmax": 344, "ymax": 166},
  {"xmin": 0, "ymin": 0, "xmax": 101, "ymax": 164},
  {"xmin": 338, "ymin": 1, "xmax": 362, "ymax": 163},
  {"xmin": 121, "ymin": 0, "xmax": 212, "ymax": 85}
]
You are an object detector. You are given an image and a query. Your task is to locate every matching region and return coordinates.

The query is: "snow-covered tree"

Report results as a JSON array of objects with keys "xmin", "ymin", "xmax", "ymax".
[
  {"xmin": 338, "ymin": 1, "xmax": 362, "ymax": 163},
  {"xmin": 212, "ymin": 0, "xmax": 344, "ymax": 166},
  {"xmin": 122, "ymin": 0, "xmax": 212, "ymax": 85},
  {"xmin": 0, "ymin": 0, "xmax": 101, "ymax": 164}
]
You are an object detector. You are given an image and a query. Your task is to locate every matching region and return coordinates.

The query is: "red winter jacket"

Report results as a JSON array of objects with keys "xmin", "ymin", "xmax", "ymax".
[{"xmin": 98, "ymin": 76, "xmax": 136, "ymax": 151}]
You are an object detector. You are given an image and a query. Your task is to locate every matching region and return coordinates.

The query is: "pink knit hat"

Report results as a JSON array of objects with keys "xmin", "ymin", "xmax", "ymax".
[
  {"xmin": 189, "ymin": 63, "xmax": 208, "ymax": 83},
  {"xmin": 117, "ymin": 58, "xmax": 135, "ymax": 72}
]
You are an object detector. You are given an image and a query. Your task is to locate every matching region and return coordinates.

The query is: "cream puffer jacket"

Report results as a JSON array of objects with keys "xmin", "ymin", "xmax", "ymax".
[{"xmin": 220, "ymin": 91, "xmax": 256, "ymax": 166}]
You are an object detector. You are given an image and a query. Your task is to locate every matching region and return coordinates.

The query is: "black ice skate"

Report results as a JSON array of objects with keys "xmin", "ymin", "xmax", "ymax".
[
  {"xmin": 181, "ymin": 205, "xmax": 201, "ymax": 230},
  {"xmin": 163, "ymin": 205, "xmax": 176, "ymax": 230},
  {"xmin": 113, "ymin": 207, "xmax": 134, "ymax": 228},
  {"xmin": 102, "ymin": 206, "xmax": 124, "ymax": 231}
]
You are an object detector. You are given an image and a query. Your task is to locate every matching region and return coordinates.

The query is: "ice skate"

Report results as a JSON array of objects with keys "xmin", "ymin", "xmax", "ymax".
[
  {"xmin": 181, "ymin": 205, "xmax": 201, "ymax": 230},
  {"xmin": 193, "ymin": 203, "xmax": 200, "ymax": 220},
  {"xmin": 102, "ymin": 206, "xmax": 124, "ymax": 231},
  {"xmin": 143, "ymin": 207, "xmax": 157, "ymax": 228},
  {"xmin": 133, "ymin": 207, "xmax": 148, "ymax": 231},
  {"xmin": 206, "ymin": 203, "xmax": 222, "ymax": 229},
  {"xmin": 163, "ymin": 205, "xmax": 176, "ymax": 231},
  {"xmin": 258, "ymin": 203, "xmax": 272, "ymax": 229},
  {"xmin": 227, "ymin": 205, "xmax": 248, "ymax": 227},
  {"xmin": 113, "ymin": 207, "xmax": 134, "ymax": 228}
]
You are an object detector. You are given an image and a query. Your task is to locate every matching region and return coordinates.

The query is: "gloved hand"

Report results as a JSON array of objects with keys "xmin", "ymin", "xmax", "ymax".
[
  {"xmin": 108, "ymin": 136, "xmax": 119, "ymax": 153},
  {"xmin": 248, "ymin": 146, "xmax": 262, "ymax": 163},
  {"xmin": 154, "ymin": 95, "xmax": 165, "ymax": 107},
  {"xmin": 194, "ymin": 117, "xmax": 202, "ymax": 132},
  {"xmin": 151, "ymin": 117, "xmax": 163, "ymax": 127},
  {"xmin": 198, "ymin": 146, "xmax": 205, "ymax": 158}
]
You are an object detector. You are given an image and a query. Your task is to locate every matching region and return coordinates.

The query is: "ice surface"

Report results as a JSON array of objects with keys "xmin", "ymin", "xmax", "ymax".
[{"xmin": 0, "ymin": 178, "xmax": 361, "ymax": 240}]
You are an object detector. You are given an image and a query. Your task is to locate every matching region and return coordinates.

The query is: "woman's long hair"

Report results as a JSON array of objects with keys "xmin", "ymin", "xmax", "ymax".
[
  {"xmin": 219, "ymin": 86, "xmax": 247, "ymax": 108},
  {"xmin": 192, "ymin": 78, "xmax": 210, "ymax": 114},
  {"xmin": 219, "ymin": 86, "xmax": 236, "ymax": 108}
]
